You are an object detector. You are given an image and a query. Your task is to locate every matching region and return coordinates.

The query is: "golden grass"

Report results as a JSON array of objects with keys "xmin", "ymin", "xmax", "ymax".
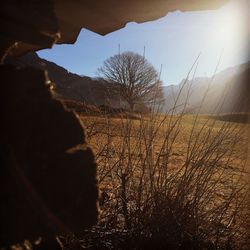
[{"xmin": 79, "ymin": 112, "xmax": 249, "ymax": 248}]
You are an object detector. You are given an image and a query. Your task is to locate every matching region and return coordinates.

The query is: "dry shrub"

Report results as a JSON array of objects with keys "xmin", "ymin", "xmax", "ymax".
[
  {"xmin": 86, "ymin": 110, "xmax": 249, "ymax": 249},
  {"xmin": 82, "ymin": 69, "xmax": 249, "ymax": 249}
]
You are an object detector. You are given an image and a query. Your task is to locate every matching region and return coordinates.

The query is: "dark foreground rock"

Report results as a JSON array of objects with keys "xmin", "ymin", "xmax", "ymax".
[{"xmin": 0, "ymin": 65, "xmax": 99, "ymax": 247}]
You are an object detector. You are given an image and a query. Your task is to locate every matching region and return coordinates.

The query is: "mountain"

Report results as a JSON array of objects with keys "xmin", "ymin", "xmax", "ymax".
[
  {"xmin": 6, "ymin": 53, "xmax": 249, "ymax": 114},
  {"xmin": 6, "ymin": 52, "xmax": 121, "ymax": 107},
  {"xmin": 162, "ymin": 62, "xmax": 250, "ymax": 114}
]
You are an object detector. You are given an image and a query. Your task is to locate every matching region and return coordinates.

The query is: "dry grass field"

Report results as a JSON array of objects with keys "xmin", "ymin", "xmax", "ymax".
[
  {"xmin": 74, "ymin": 112, "xmax": 250, "ymax": 249},
  {"xmin": 9, "ymin": 111, "xmax": 249, "ymax": 249}
]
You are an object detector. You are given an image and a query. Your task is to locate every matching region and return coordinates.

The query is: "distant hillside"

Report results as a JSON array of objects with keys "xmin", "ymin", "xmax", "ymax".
[
  {"xmin": 7, "ymin": 53, "xmax": 249, "ymax": 115},
  {"xmin": 162, "ymin": 62, "xmax": 250, "ymax": 114},
  {"xmin": 6, "ymin": 53, "xmax": 121, "ymax": 107}
]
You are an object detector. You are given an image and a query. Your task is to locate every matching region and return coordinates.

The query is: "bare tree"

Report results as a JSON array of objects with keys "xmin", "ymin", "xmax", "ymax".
[{"xmin": 98, "ymin": 51, "xmax": 164, "ymax": 111}]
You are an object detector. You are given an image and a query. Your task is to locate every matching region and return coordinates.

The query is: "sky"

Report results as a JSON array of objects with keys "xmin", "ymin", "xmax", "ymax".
[{"xmin": 38, "ymin": 0, "xmax": 249, "ymax": 86}]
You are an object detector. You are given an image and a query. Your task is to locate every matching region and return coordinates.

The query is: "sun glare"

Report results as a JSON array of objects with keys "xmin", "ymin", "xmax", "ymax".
[{"xmin": 213, "ymin": 0, "xmax": 248, "ymax": 60}]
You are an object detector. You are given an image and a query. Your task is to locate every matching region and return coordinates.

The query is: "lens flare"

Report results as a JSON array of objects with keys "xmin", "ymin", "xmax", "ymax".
[{"xmin": 214, "ymin": 0, "xmax": 249, "ymax": 61}]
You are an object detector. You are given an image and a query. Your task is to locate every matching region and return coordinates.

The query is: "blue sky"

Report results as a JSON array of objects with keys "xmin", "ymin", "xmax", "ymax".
[{"xmin": 38, "ymin": 0, "xmax": 249, "ymax": 86}]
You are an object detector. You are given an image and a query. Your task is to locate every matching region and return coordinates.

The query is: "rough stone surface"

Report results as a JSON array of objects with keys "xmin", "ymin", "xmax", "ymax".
[
  {"xmin": 0, "ymin": 65, "xmax": 98, "ymax": 246},
  {"xmin": 1, "ymin": 0, "xmax": 229, "ymax": 58}
]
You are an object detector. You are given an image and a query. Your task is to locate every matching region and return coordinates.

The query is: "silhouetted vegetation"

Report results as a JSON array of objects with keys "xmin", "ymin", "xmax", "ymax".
[
  {"xmin": 98, "ymin": 51, "xmax": 164, "ymax": 111},
  {"xmin": 213, "ymin": 113, "xmax": 250, "ymax": 124},
  {"xmin": 49, "ymin": 63, "xmax": 250, "ymax": 250},
  {"xmin": 67, "ymin": 79, "xmax": 249, "ymax": 249}
]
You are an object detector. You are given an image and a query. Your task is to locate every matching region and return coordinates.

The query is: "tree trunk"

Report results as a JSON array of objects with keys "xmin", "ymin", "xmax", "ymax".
[{"xmin": 129, "ymin": 102, "xmax": 134, "ymax": 111}]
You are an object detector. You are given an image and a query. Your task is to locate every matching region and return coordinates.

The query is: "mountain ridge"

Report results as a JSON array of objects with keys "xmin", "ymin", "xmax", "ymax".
[
  {"xmin": 6, "ymin": 53, "xmax": 249, "ymax": 114},
  {"xmin": 162, "ymin": 61, "xmax": 250, "ymax": 114}
]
